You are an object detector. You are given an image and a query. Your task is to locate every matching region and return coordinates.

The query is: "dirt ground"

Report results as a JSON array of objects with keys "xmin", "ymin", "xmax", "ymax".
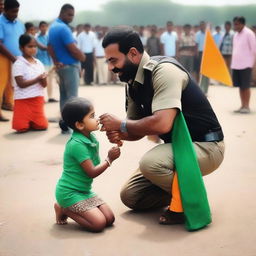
[{"xmin": 0, "ymin": 84, "xmax": 256, "ymax": 256}]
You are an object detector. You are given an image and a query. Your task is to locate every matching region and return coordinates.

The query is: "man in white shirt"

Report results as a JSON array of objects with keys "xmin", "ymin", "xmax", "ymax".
[
  {"xmin": 160, "ymin": 21, "xmax": 178, "ymax": 57},
  {"xmin": 77, "ymin": 23, "xmax": 96, "ymax": 85},
  {"xmin": 94, "ymin": 31, "xmax": 108, "ymax": 85}
]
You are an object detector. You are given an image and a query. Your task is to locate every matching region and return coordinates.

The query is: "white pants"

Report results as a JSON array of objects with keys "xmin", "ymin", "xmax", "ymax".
[{"xmin": 95, "ymin": 57, "xmax": 108, "ymax": 84}]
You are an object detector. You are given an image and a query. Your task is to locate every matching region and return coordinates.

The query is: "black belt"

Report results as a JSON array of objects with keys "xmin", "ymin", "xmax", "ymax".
[
  {"xmin": 204, "ymin": 130, "xmax": 224, "ymax": 142},
  {"xmin": 161, "ymin": 129, "xmax": 224, "ymax": 144}
]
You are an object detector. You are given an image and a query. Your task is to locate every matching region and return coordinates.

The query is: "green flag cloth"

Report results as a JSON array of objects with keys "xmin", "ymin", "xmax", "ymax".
[{"xmin": 172, "ymin": 112, "xmax": 212, "ymax": 231}]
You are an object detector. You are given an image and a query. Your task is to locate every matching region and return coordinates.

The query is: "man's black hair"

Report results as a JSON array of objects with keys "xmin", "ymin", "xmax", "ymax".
[
  {"xmin": 183, "ymin": 24, "xmax": 191, "ymax": 29},
  {"xmin": 102, "ymin": 26, "xmax": 144, "ymax": 54},
  {"xmin": 19, "ymin": 34, "xmax": 34, "ymax": 47},
  {"xmin": 225, "ymin": 21, "xmax": 231, "ymax": 26},
  {"xmin": 233, "ymin": 16, "xmax": 246, "ymax": 25},
  {"xmin": 60, "ymin": 3, "xmax": 74, "ymax": 13},
  {"xmin": 4, "ymin": 0, "xmax": 19, "ymax": 10},
  {"xmin": 61, "ymin": 97, "xmax": 93, "ymax": 130},
  {"xmin": 39, "ymin": 21, "xmax": 48, "ymax": 27},
  {"xmin": 25, "ymin": 22, "xmax": 34, "ymax": 31}
]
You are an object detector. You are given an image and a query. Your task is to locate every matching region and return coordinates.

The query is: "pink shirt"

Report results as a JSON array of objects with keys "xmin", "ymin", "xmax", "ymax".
[{"xmin": 231, "ymin": 26, "xmax": 256, "ymax": 70}]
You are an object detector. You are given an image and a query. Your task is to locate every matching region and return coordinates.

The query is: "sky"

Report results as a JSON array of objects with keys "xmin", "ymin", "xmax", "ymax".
[{"xmin": 19, "ymin": 0, "xmax": 256, "ymax": 21}]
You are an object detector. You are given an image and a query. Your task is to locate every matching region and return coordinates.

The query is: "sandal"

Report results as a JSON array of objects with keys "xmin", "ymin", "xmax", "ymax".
[{"xmin": 159, "ymin": 209, "xmax": 185, "ymax": 225}]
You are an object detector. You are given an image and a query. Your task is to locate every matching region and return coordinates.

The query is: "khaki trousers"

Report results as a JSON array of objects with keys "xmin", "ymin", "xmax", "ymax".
[
  {"xmin": 0, "ymin": 54, "xmax": 13, "ymax": 113},
  {"xmin": 45, "ymin": 66, "xmax": 56, "ymax": 100},
  {"xmin": 120, "ymin": 141, "xmax": 225, "ymax": 210}
]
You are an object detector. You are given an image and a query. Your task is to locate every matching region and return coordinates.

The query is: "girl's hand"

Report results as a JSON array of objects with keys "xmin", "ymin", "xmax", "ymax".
[
  {"xmin": 108, "ymin": 146, "xmax": 121, "ymax": 163},
  {"xmin": 37, "ymin": 72, "xmax": 47, "ymax": 81}
]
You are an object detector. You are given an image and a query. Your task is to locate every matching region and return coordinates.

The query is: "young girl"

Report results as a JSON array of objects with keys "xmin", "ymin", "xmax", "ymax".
[
  {"xmin": 54, "ymin": 97, "xmax": 121, "ymax": 232},
  {"xmin": 12, "ymin": 34, "xmax": 48, "ymax": 133}
]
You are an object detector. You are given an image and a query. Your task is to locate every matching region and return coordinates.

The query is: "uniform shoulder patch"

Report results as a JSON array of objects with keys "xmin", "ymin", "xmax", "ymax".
[{"xmin": 143, "ymin": 59, "xmax": 158, "ymax": 71}]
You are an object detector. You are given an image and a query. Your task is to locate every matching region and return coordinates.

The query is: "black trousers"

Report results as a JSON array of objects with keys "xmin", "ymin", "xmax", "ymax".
[{"xmin": 82, "ymin": 52, "xmax": 94, "ymax": 85}]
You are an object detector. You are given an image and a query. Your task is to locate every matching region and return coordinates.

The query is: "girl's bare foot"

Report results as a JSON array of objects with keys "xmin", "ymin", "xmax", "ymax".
[{"xmin": 54, "ymin": 203, "xmax": 68, "ymax": 225}]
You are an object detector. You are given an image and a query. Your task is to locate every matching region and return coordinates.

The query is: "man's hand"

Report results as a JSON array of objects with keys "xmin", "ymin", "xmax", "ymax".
[
  {"xmin": 99, "ymin": 113, "xmax": 122, "ymax": 131},
  {"xmin": 106, "ymin": 131, "xmax": 123, "ymax": 146},
  {"xmin": 54, "ymin": 62, "xmax": 64, "ymax": 69}
]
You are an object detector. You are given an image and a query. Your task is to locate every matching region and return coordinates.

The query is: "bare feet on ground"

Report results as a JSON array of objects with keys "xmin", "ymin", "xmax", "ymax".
[{"xmin": 54, "ymin": 203, "xmax": 68, "ymax": 225}]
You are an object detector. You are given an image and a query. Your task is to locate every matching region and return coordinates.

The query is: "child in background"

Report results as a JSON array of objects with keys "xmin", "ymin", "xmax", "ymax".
[
  {"xmin": 54, "ymin": 97, "xmax": 120, "ymax": 232},
  {"xmin": 36, "ymin": 21, "xmax": 57, "ymax": 103},
  {"xmin": 12, "ymin": 34, "xmax": 48, "ymax": 132}
]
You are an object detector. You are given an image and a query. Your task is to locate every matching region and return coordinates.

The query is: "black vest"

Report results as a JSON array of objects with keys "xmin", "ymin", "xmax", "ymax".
[{"xmin": 127, "ymin": 56, "xmax": 223, "ymax": 143}]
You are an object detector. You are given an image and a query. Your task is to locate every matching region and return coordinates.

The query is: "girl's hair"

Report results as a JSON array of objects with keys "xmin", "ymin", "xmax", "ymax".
[
  {"xmin": 19, "ymin": 34, "xmax": 34, "ymax": 47},
  {"xmin": 61, "ymin": 97, "xmax": 93, "ymax": 130}
]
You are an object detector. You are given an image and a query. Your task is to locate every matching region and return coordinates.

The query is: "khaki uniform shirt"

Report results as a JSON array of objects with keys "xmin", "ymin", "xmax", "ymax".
[{"xmin": 127, "ymin": 52, "xmax": 189, "ymax": 120}]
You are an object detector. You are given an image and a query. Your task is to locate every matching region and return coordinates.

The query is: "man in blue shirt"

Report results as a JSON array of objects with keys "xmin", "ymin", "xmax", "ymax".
[
  {"xmin": 213, "ymin": 26, "xmax": 223, "ymax": 48},
  {"xmin": 48, "ymin": 4, "xmax": 85, "ymax": 133},
  {"xmin": 0, "ymin": 0, "xmax": 24, "ymax": 121}
]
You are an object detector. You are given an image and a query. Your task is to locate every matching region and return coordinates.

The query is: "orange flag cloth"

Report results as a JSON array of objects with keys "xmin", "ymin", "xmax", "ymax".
[{"xmin": 200, "ymin": 29, "xmax": 233, "ymax": 86}]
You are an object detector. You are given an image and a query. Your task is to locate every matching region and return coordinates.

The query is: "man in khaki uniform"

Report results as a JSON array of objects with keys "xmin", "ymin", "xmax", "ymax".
[{"xmin": 100, "ymin": 27, "xmax": 225, "ymax": 225}]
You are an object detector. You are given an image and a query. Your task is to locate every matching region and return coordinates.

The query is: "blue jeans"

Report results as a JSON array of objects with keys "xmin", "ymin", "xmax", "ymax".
[{"xmin": 56, "ymin": 64, "xmax": 80, "ymax": 111}]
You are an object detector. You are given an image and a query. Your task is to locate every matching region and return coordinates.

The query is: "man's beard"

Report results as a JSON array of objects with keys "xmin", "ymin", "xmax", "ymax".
[{"xmin": 112, "ymin": 58, "xmax": 138, "ymax": 83}]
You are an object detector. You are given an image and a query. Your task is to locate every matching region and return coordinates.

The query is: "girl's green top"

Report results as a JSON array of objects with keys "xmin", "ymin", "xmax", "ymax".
[{"xmin": 55, "ymin": 131, "xmax": 100, "ymax": 208}]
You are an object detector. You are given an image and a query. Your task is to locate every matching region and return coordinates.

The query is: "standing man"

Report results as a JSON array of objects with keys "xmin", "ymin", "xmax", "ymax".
[
  {"xmin": 0, "ymin": 0, "xmax": 24, "ymax": 121},
  {"xmin": 77, "ymin": 23, "xmax": 96, "ymax": 85},
  {"xmin": 212, "ymin": 26, "xmax": 223, "ymax": 48},
  {"xmin": 178, "ymin": 24, "xmax": 196, "ymax": 74},
  {"xmin": 231, "ymin": 16, "xmax": 256, "ymax": 114},
  {"xmin": 195, "ymin": 21, "xmax": 210, "ymax": 95},
  {"xmin": 100, "ymin": 27, "xmax": 224, "ymax": 225},
  {"xmin": 94, "ymin": 30, "xmax": 108, "ymax": 85},
  {"xmin": 160, "ymin": 21, "xmax": 178, "ymax": 57},
  {"xmin": 48, "ymin": 4, "xmax": 85, "ymax": 133},
  {"xmin": 146, "ymin": 25, "xmax": 161, "ymax": 57},
  {"xmin": 195, "ymin": 21, "xmax": 206, "ymax": 82},
  {"xmin": 220, "ymin": 21, "xmax": 234, "ymax": 73}
]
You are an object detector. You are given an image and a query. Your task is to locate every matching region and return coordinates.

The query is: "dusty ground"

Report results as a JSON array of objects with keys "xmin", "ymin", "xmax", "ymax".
[{"xmin": 0, "ymin": 84, "xmax": 256, "ymax": 256}]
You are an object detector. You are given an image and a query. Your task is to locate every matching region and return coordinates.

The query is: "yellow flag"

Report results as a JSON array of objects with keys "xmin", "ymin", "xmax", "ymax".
[{"xmin": 200, "ymin": 29, "xmax": 233, "ymax": 86}]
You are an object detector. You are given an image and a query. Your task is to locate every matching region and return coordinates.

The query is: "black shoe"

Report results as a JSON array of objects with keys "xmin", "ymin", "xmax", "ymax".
[
  {"xmin": 48, "ymin": 98, "xmax": 59, "ymax": 103},
  {"xmin": 159, "ymin": 209, "xmax": 185, "ymax": 225}
]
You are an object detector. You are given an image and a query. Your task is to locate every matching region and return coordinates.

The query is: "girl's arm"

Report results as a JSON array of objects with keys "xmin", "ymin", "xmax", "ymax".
[
  {"xmin": 80, "ymin": 159, "xmax": 110, "ymax": 178},
  {"xmin": 15, "ymin": 73, "xmax": 46, "ymax": 88},
  {"xmin": 80, "ymin": 146, "xmax": 121, "ymax": 178}
]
